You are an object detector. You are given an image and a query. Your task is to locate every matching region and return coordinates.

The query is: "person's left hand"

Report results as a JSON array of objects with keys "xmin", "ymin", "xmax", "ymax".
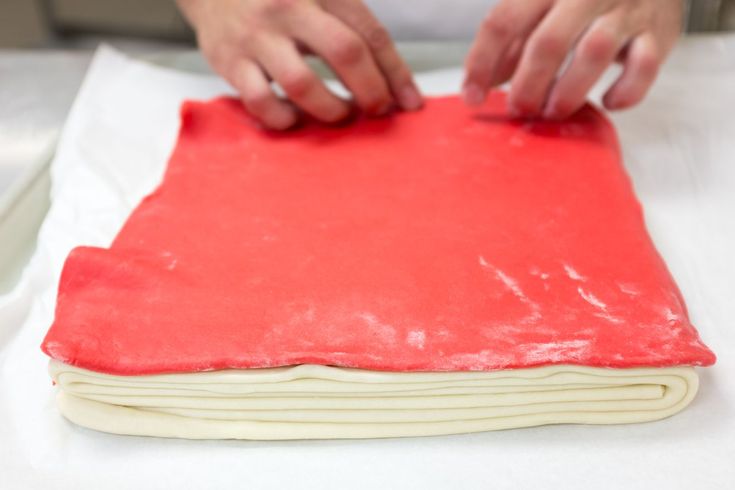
[{"xmin": 462, "ymin": 0, "xmax": 684, "ymax": 119}]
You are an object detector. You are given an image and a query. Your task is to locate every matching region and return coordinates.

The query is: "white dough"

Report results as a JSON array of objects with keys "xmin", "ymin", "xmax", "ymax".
[{"xmin": 49, "ymin": 360, "xmax": 699, "ymax": 440}]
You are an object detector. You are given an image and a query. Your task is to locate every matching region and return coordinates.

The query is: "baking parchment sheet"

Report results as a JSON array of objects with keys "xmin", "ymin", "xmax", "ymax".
[{"xmin": 1, "ymin": 41, "xmax": 734, "ymax": 489}]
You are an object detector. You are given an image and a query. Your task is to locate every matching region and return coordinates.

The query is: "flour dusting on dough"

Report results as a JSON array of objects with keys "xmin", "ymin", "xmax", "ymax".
[
  {"xmin": 406, "ymin": 330, "xmax": 426, "ymax": 350},
  {"xmin": 484, "ymin": 324, "xmax": 524, "ymax": 337},
  {"xmin": 491, "ymin": 265, "xmax": 540, "ymax": 320},
  {"xmin": 563, "ymin": 263, "xmax": 586, "ymax": 281},
  {"xmin": 594, "ymin": 312, "xmax": 625, "ymax": 324},
  {"xmin": 480, "ymin": 257, "xmax": 541, "ymax": 323},
  {"xmin": 577, "ymin": 287, "xmax": 608, "ymax": 310},
  {"xmin": 445, "ymin": 350, "xmax": 517, "ymax": 370},
  {"xmin": 43, "ymin": 341, "xmax": 71, "ymax": 364},
  {"xmin": 578, "ymin": 287, "xmax": 624, "ymax": 323},
  {"xmin": 481, "ymin": 259, "xmax": 529, "ymax": 303},
  {"xmin": 494, "ymin": 269, "xmax": 526, "ymax": 300},
  {"xmin": 662, "ymin": 306, "xmax": 681, "ymax": 324},
  {"xmin": 522, "ymin": 339, "xmax": 592, "ymax": 363},
  {"xmin": 529, "ymin": 267, "xmax": 550, "ymax": 280},
  {"xmin": 357, "ymin": 312, "xmax": 397, "ymax": 345},
  {"xmin": 617, "ymin": 282, "xmax": 641, "ymax": 296},
  {"xmin": 160, "ymin": 250, "xmax": 178, "ymax": 270}
]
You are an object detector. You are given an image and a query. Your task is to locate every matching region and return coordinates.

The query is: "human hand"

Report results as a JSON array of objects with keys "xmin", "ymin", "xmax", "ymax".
[
  {"xmin": 463, "ymin": 0, "xmax": 683, "ymax": 119},
  {"xmin": 177, "ymin": 0, "xmax": 423, "ymax": 130}
]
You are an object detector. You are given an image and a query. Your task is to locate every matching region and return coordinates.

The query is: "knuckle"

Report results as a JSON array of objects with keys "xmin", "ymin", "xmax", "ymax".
[
  {"xmin": 279, "ymin": 70, "xmax": 316, "ymax": 98},
  {"xmin": 580, "ymin": 29, "xmax": 617, "ymax": 62},
  {"xmin": 237, "ymin": 23, "xmax": 261, "ymax": 45},
  {"xmin": 529, "ymin": 32, "xmax": 568, "ymax": 60},
  {"xmin": 390, "ymin": 67, "xmax": 414, "ymax": 88},
  {"xmin": 198, "ymin": 34, "xmax": 228, "ymax": 65},
  {"xmin": 481, "ymin": 13, "xmax": 514, "ymax": 41},
  {"xmin": 261, "ymin": 0, "xmax": 299, "ymax": 15},
  {"xmin": 202, "ymin": 43, "xmax": 224, "ymax": 68},
  {"xmin": 328, "ymin": 37, "xmax": 366, "ymax": 66},
  {"xmin": 364, "ymin": 25, "xmax": 392, "ymax": 51},
  {"xmin": 464, "ymin": 68, "xmax": 483, "ymax": 84},
  {"xmin": 228, "ymin": 16, "xmax": 264, "ymax": 49}
]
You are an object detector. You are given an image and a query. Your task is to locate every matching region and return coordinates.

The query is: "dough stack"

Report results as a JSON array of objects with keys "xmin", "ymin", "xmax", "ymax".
[
  {"xmin": 51, "ymin": 361, "xmax": 698, "ymax": 439},
  {"xmin": 42, "ymin": 95, "xmax": 715, "ymax": 439}
]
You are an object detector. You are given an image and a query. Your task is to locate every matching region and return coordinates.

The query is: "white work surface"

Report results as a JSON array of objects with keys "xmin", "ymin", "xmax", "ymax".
[{"xmin": 1, "ymin": 38, "xmax": 734, "ymax": 488}]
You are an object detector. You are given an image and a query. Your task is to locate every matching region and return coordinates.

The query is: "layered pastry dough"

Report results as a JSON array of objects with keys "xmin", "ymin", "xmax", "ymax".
[
  {"xmin": 51, "ymin": 361, "xmax": 698, "ymax": 439},
  {"xmin": 42, "ymin": 95, "xmax": 715, "ymax": 439}
]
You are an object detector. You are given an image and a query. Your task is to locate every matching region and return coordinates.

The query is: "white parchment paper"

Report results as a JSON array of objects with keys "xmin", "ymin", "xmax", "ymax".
[{"xmin": 1, "ymin": 42, "xmax": 734, "ymax": 489}]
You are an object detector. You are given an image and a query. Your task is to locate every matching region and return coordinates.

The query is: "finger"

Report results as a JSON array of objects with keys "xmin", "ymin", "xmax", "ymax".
[
  {"xmin": 491, "ymin": 38, "xmax": 525, "ymax": 88},
  {"xmin": 544, "ymin": 14, "xmax": 630, "ymax": 119},
  {"xmin": 319, "ymin": 0, "xmax": 422, "ymax": 111},
  {"xmin": 255, "ymin": 37, "xmax": 352, "ymax": 123},
  {"xmin": 229, "ymin": 60, "xmax": 298, "ymax": 130},
  {"xmin": 508, "ymin": 1, "xmax": 605, "ymax": 117},
  {"xmin": 292, "ymin": 8, "xmax": 393, "ymax": 116},
  {"xmin": 603, "ymin": 33, "xmax": 661, "ymax": 110},
  {"xmin": 462, "ymin": 0, "xmax": 551, "ymax": 106}
]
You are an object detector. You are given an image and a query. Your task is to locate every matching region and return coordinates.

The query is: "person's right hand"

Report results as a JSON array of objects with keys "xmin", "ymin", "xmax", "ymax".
[{"xmin": 177, "ymin": 0, "xmax": 423, "ymax": 130}]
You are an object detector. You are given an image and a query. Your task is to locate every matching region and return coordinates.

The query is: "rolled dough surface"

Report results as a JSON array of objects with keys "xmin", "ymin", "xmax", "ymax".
[{"xmin": 41, "ymin": 95, "xmax": 715, "ymax": 374}]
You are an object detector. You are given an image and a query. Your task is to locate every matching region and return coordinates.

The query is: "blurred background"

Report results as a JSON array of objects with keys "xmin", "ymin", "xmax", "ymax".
[{"xmin": 1, "ymin": 0, "xmax": 734, "ymax": 49}]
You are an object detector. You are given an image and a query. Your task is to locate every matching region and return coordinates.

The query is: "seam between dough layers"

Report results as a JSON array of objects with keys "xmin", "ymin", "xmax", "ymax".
[{"xmin": 49, "ymin": 361, "xmax": 699, "ymax": 440}]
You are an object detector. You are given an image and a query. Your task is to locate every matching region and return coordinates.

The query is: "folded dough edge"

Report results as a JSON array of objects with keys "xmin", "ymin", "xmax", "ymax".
[{"xmin": 49, "ymin": 360, "xmax": 699, "ymax": 440}]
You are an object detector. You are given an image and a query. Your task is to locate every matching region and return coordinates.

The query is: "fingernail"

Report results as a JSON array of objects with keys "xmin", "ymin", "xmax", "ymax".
[
  {"xmin": 270, "ymin": 110, "xmax": 298, "ymax": 130},
  {"xmin": 399, "ymin": 84, "xmax": 423, "ymax": 111},
  {"xmin": 604, "ymin": 93, "xmax": 623, "ymax": 110},
  {"xmin": 462, "ymin": 84, "xmax": 485, "ymax": 107}
]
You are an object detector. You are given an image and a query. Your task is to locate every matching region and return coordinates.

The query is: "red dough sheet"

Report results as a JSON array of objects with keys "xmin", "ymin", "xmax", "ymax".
[{"xmin": 41, "ymin": 94, "xmax": 716, "ymax": 375}]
